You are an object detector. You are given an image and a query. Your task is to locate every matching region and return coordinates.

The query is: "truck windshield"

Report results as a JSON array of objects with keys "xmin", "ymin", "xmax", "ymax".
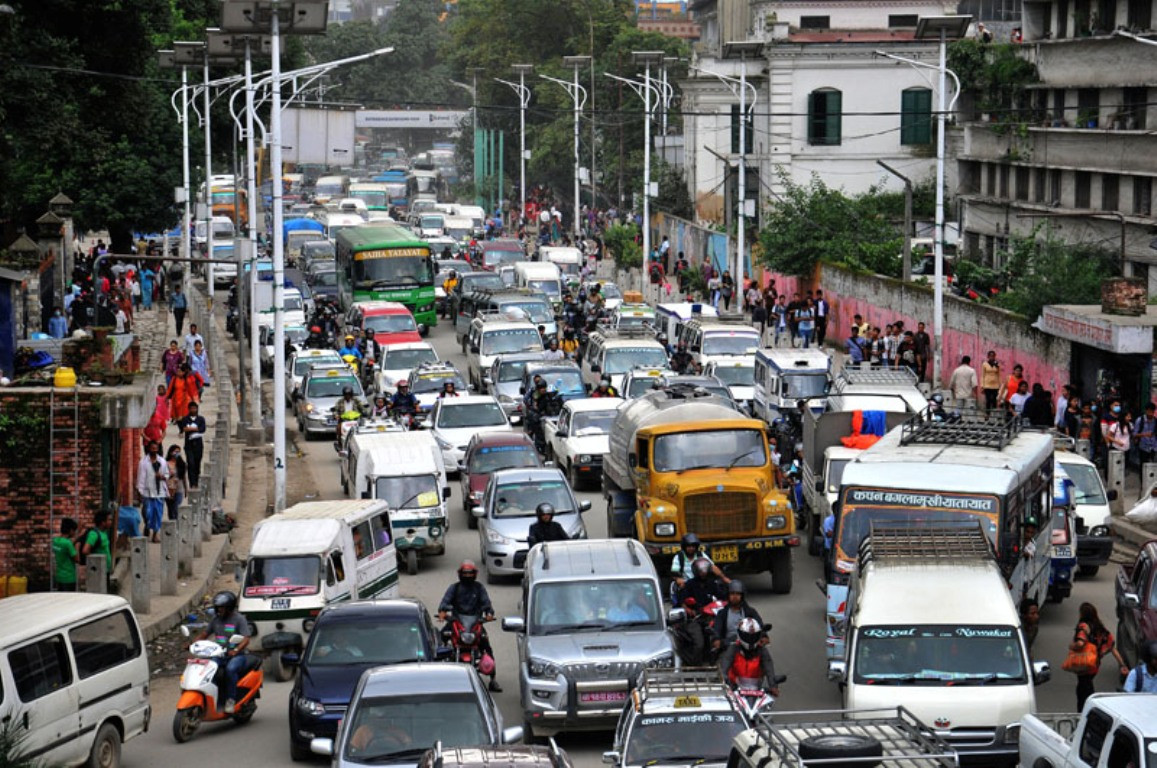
[
  {"xmin": 375, "ymin": 474, "xmax": 440, "ymax": 509},
  {"xmin": 243, "ymin": 556, "xmax": 321, "ymax": 597},
  {"xmin": 702, "ymin": 333, "xmax": 759, "ymax": 356},
  {"xmin": 529, "ymin": 279, "xmax": 560, "ymax": 296},
  {"xmin": 481, "ymin": 329, "xmax": 543, "ymax": 355},
  {"xmin": 1060, "ymin": 462, "xmax": 1107, "ymax": 505},
  {"xmin": 785, "ymin": 372, "xmax": 829, "ymax": 399},
  {"xmin": 530, "ymin": 578, "xmax": 662, "ymax": 634},
  {"xmin": 653, "ymin": 429, "xmax": 766, "ymax": 473},
  {"xmin": 853, "ymin": 624, "xmax": 1027, "ymax": 684},
  {"xmin": 626, "ymin": 712, "xmax": 745, "ymax": 764}
]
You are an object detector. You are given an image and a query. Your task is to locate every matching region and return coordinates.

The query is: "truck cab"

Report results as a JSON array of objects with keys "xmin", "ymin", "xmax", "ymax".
[
  {"xmin": 1017, "ymin": 694, "xmax": 1157, "ymax": 768},
  {"xmin": 753, "ymin": 348, "xmax": 832, "ymax": 423}
]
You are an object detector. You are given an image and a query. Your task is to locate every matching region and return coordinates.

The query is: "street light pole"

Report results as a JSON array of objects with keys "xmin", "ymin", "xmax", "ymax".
[
  {"xmin": 203, "ymin": 53, "xmax": 216, "ymax": 298},
  {"xmin": 545, "ymin": 57, "xmax": 590, "ymax": 240},
  {"xmin": 632, "ymin": 51, "xmax": 664, "ymax": 269},
  {"xmin": 497, "ymin": 64, "xmax": 534, "ymax": 228},
  {"xmin": 723, "ymin": 41, "xmax": 764, "ymax": 302}
]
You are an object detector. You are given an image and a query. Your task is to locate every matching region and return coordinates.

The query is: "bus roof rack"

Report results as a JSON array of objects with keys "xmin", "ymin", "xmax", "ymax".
[
  {"xmin": 835, "ymin": 366, "xmax": 919, "ymax": 387},
  {"xmin": 860, "ymin": 521, "xmax": 993, "ymax": 567},
  {"xmin": 636, "ymin": 668, "xmax": 729, "ymax": 701},
  {"xmin": 593, "ymin": 326, "xmax": 657, "ymax": 340},
  {"xmin": 899, "ymin": 406, "xmax": 1021, "ymax": 449}
]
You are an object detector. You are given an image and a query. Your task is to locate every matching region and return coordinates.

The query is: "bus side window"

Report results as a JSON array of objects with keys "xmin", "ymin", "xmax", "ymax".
[
  {"xmin": 327, "ymin": 551, "xmax": 345, "ymax": 585},
  {"xmin": 353, "ymin": 522, "xmax": 373, "ymax": 560},
  {"xmin": 371, "ymin": 512, "xmax": 392, "ymax": 550}
]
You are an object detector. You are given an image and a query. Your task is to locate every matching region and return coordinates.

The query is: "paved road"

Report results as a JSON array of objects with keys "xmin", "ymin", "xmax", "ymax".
[{"xmin": 125, "ymin": 315, "xmax": 1127, "ymax": 767}]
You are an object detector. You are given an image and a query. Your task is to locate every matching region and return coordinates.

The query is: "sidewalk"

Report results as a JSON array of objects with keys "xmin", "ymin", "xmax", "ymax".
[{"xmin": 112, "ymin": 280, "xmax": 240, "ymax": 641}]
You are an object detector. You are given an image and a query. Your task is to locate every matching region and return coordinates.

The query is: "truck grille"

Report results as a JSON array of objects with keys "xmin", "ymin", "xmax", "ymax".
[
  {"xmin": 684, "ymin": 491, "xmax": 758, "ymax": 537},
  {"xmin": 564, "ymin": 661, "xmax": 642, "ymax": 681}
]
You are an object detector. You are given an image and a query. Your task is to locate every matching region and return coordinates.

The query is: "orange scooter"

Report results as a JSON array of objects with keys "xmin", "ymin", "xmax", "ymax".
[{"xmin": 172, "ymin": 625, "xmax": 264, "ymax": 743}]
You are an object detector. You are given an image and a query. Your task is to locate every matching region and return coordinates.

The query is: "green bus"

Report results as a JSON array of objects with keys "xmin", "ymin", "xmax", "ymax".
[{"xmin": 336, "ymin": 225, "xmax": 437, "ymax": 331}]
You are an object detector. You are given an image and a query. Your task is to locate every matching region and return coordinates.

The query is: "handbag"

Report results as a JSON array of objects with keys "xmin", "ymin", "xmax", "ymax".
[{"xmin": 1061, "ymin": 636, "xmax": 1099, "ymax": 675}]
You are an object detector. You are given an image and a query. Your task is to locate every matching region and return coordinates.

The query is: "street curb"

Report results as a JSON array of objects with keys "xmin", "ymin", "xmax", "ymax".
[{"xmin": 139, "ymin": 533, "xmax": 231, "ymax": 643}]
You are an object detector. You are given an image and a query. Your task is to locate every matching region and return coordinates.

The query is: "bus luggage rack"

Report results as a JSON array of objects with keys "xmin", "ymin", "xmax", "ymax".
[
  {"xmin": 899, "ymin": 406, "xmax": 1020, "ymax": 449},
  {"xmin": 860, "ymin": 522, "xmax": 993, "ymax": 567},
  {"xmin": 834, "ymin": 366, "xmax": 919, "ymax": 388},
  {"xmin": 596, "ymin": 326, "xmax": 657, "ymax": 339}
]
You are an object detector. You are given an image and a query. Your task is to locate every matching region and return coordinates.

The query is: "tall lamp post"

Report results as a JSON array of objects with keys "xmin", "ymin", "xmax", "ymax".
[
  {"xmin": 722, "ymin": 41, "xmax": 763, "ymax": 298},
  {"xmin": 221, "ymin": 0, "xmax": 330, "ymax": 514},
  {"xmin": 914, "ymin": 14, "xmax": 971, "ymax": 388},
  {"xmin": 173, "ymin": 41, "xmax": 215, "ymax": 296},
  {"xmin": 496, "ymin": 64, "xmax": 534, "ymax": 226},
  {"xmin": 158, "ymin": 49, "xmax": 194, "ymax": 269},
  {"xmin": 632, "ymin": 51, "xmax": 664, "ymax": 266},
  {"xmin": 542, "ymin": 56, "xmax": 590, "ymax": 239}
]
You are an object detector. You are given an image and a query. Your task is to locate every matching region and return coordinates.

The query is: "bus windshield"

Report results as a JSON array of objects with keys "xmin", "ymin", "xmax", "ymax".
[
  {"xmin": 853, "ymin": 625, "xmax": 1026, "ymax": 684},
  {"xmin": 529, "ymin": 279, "xmax": 560, "ymax": 296},
  {"xmin": 702, "ymin": 333, "xmax": 760, "ymax": 357},
  {"xmin": 243, "ymin": 556, "xmax": 321, "ymax": 597},
  {"xmin": 351, "ymin": 190, "xmax": 388, "ymax": 208},
  {"xmin": 353, "ymin": 256, "xmax": 434, "ymax": 289},
  {"xmin": 836, "ymin": 487, "xmax": 1000, "ymax": 563},
  {"xmin": 653, "ymin": 429, "xmax": 766, "ymax": 472}
]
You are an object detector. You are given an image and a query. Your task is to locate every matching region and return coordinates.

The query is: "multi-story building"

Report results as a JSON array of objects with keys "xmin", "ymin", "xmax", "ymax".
[
  {"xmin": 682, "ymin": 0, "xmax": 950, "ymax": 224},
  {"xmin": 956, "ymin": 0, "xmax": 1157, "ymax": 285}
]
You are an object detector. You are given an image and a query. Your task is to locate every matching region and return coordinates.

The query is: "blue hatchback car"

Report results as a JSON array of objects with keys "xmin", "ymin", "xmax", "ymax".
[{"xmin": 287, "ymin": 599, "xmax": 444, "ymax": 762}]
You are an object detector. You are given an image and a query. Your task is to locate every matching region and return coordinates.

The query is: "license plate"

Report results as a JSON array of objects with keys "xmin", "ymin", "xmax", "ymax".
[
  {"xmin": 325, "ymin": 418, "xmax": 336, "ymax": 426},
  {"xmin": 270, "ymin": 598, "xmax": 291, "ymax": 610},
  {"xmin": 579, "ymin": 690, "xmax": 627, "ymax": 704},
  {"xmin": 1053, "ymin": 546, "xmax": 1073, "ymax": 559},
  {"xmin": 711, "ymin": 545, "xmax": 739, "ymax": 563}
]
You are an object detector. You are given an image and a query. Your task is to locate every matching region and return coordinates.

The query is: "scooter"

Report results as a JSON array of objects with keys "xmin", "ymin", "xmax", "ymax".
[
  {"xmin": 172, "ymin": 625, "xmax": 264, "ymax": 743},
  {"xmin": 730, "ymin": 674, "xmax": 786, "ymax": 720},
  {"xmin": 441, "ymin": 614, "xmax": 496, "ymax": 677}
]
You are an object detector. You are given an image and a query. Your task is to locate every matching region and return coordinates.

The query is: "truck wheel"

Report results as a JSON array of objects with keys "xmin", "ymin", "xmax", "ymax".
[
  {"xmin": 405, "ymin": 549, "xmax": 418, "ymax": 576},
  {"xmin": 568, "ymin": 461, "xmax": 580, "ymax": 489},
  {"xmin": 266, "ymin": 650, "xmax": 294, "ymax": 683},
  {"xmin": 86, "ymin": 722, "xmax": 121, "ymax": 768},
  {"xmin": 769, "ymin": 549, "xmax": 793, "ymax": 594},
  {"xmin": 808, "ymin": 534, "xmax": 823, "ymax": 557},
  {"xmin": 1078, "ymin": 565, "xmax": 1099, "ymax": 577},
  {"xmin": 797, "ymin": 733, "xmax": 883, "ymax": 766}
]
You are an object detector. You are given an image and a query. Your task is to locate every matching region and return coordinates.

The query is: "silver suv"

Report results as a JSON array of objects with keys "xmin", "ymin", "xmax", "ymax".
[{"xmin": 501, "ymin": 539, "xmax": 677, "ymax": 739}]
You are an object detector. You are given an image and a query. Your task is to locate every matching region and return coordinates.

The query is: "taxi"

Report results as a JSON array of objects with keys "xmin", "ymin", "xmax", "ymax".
[
  {"xmin": 294, "ymin": 364, "xmax": 364, "ymax": 438},
  {"xmin": 612, "ymin": 302, "xmax": 657, "ymax": 332},
  {"xmin": 621, "ymin": 366, "xmax": 674, "ymax": 399},
  {"xmin": 286, "ymin": 347, "xmax": 342, "ymax": 405},
  {"xmin": 604, "ymin": 669, "xmax": 751, "ymax": 768}
]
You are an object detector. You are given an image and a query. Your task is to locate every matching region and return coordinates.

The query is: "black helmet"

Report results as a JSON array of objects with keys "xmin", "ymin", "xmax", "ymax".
[
  {"xmin": 458, "ymin": 560, "xmax": 478, "ymax": 581},
  {"xmin": 536, "ymin": 503, "xmax": 555, "ymax": 519},
  {"xmin": 212, "ymin": 590, "xmax": 237, "ymax": 614},
  {"xmin": 728, "ymin": 579, "xmax": 746, "ymax": 596},
  {"xmin": 342, "ymin": 386, "xmax": 354, "ymax": 397},
  {"xmin": 737, "ymin": 617, "xmax": 762, "ymax": 652},
  {"xmin": 365, "ymin": 328, "xmax": 375, "ymax": 338},
  {"xmin": 691, "ymin": 557, "xmax": 712, "ymax": 579},
  {"xmin": 680, "ymin": 533, "xmax": 701, "ymax": 552},
  {"xmin": 1143, "ymin": 640, "xmax": 1157, "ymax": 664},
  {"xmin": 931, "ymin": 392, "xmax": 944, "ymax": 405}
]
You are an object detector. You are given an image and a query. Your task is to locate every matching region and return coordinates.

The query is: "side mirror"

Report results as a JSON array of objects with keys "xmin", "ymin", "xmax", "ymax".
[
  {"xmin": 602, "ymin": 752, "xmax": 621, "ymax": 765},
  {"xmin": 502, "ymin": 616, "xmax": 526, "ymax": 633},
  {"xmin": 590, "ymin": 364, "xmax": 601, "ymax": 373},
  {"xmin": 442, "ymin": 487, "xmax": 452, "ymax": 500},
  {"xmin": 827, "ymin": 660, "xmax": 847, "ymax": 682},
  {"xmin": 472, "ymin": 506, "xmax": 487, "ymax": 518},
  {"xmin": 501, "ymin": 726, "xmax": 524, "ymax": 744},
  {"xmin": 1032, "ymin": 660, "xmax": 1051, "ymax": 685},
  {"xmin": 556, "ymin": 429, "xmax": 567, "ymax": 438},
  {"xmin": 470, "ymin": 345, "xmax": 480, "ymax": 353},
  {"xmin": 310, "ymin": 738, "xmax": 335, "ymax": 757},
  {"xmin": 1123, "ymin": 591, "xmax": 1142, "ymax": 609},
  {"xmin": 579, "ymin": 500, "xmax": 592, "ymax": 512},
  {"xmin": 666, "ymin": 608, "xmax": 686, "ymax": 625},
  {"xmin": 457, "ymin": 460, "xmax": 467, "ymax": 473}
]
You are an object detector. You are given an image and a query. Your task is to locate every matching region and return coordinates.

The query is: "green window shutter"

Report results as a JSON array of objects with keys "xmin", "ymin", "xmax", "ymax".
[
  {"xmin": 826, "ymin": 90, "xmax": 842, "ymax": 145},
  {"xmin": 731, "ymin": 104, "xmax": 740, "ymax": 154},
  {"xmin": 901, "ymin": 88, "xmax": 932, "ymax": 145},
  {"xmin": 807, "ymin": 91, "xmax": 819, "ymax": 144}
]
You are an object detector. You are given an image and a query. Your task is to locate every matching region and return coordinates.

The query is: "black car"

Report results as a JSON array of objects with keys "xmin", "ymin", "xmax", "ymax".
[{"xmin": 287, "ymin": 598, "xmax": 445, "ymax": 761}]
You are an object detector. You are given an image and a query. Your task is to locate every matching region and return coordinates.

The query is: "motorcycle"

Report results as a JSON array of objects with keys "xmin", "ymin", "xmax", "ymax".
[
  {"xmin": 341, "ymin": 354, "xmax": 360, "ymax": 377},
  {"xmin": 441, "ymin": 614, "xmax": 496, "ymax": 676},
  {"xmin": 669, "ymin": 595, "xmax": 726, "ymax": 667},
  {"xmin": 172, "ymin": 624, "xmax": 264, "ymax": 743},
  {"xmin": 729, "ymin": 674, "xmax": 786, "ymax": 720},
  {"xmin": 361, "ymin": 357, "xmax": 376, "ymax": 394}
]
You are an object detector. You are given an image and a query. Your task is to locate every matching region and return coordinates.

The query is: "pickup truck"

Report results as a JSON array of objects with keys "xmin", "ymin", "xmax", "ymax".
[
  {"xmin": 545, "ymin": 397, "xmax": 623, "ymax": 490},
  {"xmin": 728, "ymin": 706, "xmax": 957, "ymax": 768},
  {"xmin": 1116, "ymin": 539, "xmax": 1157, "ymax": 669},
  {"xmin": 1017, "ymin": 693, "xmax": 1157, "ymax": 768}
]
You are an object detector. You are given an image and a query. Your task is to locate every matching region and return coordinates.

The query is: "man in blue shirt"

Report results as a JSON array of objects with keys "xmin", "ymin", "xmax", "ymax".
[
  {"xmin": 845, "ymin": 326, "xmax": 865, "ymax": 364},
  {"xmin": 1123, "ymin": 641, "xmax": 1157, "ymax": 693},
  {"xmin": 337, "ymin": 334, "xmax": 362, "ymax": 360}
]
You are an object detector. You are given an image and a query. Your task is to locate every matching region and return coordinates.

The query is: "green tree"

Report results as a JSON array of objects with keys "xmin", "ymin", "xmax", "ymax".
[
  {"xmin": 993, "ymin": 235, "xmax": 1117, "ymax": 322},
  {"xmin": 653, "ymin": 159, "xmax": 693, "ymax": 220},
  {"xmin": 603, "ymin": 222, "xmax": 641, "ymax": 269}
]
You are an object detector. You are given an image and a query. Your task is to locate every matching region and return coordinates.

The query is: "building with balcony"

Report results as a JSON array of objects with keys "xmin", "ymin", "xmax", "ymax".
[
  {"xmin": 682, "ymin": 0, "xmax": 950, "ymax": 225},
  {"xmin": 956, "ymin": 0, "xmax": 1157, "ymax": 286}
]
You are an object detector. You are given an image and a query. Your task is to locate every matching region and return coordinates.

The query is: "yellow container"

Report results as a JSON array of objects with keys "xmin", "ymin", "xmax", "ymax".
[
  {"xmin": 0, "ymin": 576, "xmax": 7, "ymax": 598},
  {"xmin": 5, "ymin": 576, "xmax": 26, "ymax": 596},
  {"xmin": 54, "ymin": 366, "xmax": 77, "ymax": 388}
]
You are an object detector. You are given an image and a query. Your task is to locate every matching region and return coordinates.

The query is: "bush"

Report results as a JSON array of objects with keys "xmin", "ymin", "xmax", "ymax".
[{"xmin": 603, "ymin": 224, "xmax": 643, "ymax": 270}]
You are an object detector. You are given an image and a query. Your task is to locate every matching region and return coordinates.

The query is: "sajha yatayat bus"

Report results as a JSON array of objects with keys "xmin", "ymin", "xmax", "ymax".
[
  {"xmin": 336, "ymin": 224, "xmax": 437, "ymax": 331},
  {"xmin": 824, "ymin": 411, "xmax": 1054, "ymax": 659}
]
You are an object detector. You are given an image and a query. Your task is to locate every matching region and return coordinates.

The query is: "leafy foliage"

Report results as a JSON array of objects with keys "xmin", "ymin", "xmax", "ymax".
[
  {"xmin": 947, "ymin": 40, "xmax": 1039, "ymax": 119},
  {"xmin": 756, "ymin": 173, "xmax": 903, "ymax": 278},
  {"xmin": 993, "ymin": 235, "xmax": 1117, "ymax": 322},
  {"xmin": 603, "ymin": 223, "xmax": 642, "ymax": 269},
  {"xmin": 654, "ymin": 160, "xmax": 693, "ymax": 220},
  {"xmin": 0, "ymin": 716, "xmax": 43, "ymax": 768}
]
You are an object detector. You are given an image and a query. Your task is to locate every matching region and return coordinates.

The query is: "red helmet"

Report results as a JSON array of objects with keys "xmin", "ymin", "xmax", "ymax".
[
  {"xmin": 458, "ymin": 560, "xmax": 478, "ymax": 580},
  {"xmin": 311, "ymin": 325, "xmax": 321, "ymax": 333}
]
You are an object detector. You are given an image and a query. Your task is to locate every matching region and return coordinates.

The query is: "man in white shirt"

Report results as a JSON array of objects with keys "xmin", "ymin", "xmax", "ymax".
[
  {"xmin": 184, "ymin": 323, "xmax": 204, "ymax": 356},
  {"xmin": 948, "ymin": 355, "xmax": 979, "ymax": 409}
]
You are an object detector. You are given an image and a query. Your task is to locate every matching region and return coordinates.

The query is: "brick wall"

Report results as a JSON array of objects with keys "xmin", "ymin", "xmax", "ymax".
[{"xmin": 0, "ymin": 389, "xmax": 141, "ymax": 590}]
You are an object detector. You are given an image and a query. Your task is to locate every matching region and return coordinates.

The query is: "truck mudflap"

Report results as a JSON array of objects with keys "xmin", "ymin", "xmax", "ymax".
[{"xmin": 1077, "ymin": 534, "xmax": 1113, "ymax": 567}]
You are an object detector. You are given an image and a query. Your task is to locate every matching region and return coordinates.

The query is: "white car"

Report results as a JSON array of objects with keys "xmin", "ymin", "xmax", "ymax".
[
  {"xmin": 428, "ymin": 394, "xmax": 513, "ymax": 471},
  {"xmin": 376, "ymin": 342, "xmax": 440, "ymax": 393},
  {"xmin": 705, "ymin": 358, "xmax": 756, "ymax": 413},
  {"xmin": 546, "ymin": 397, "xmax": 624, "ymax": 489},
  {"xmin": 260, "ymin": 324, "xmax": 309, "ymax": 374},
  {"xmin": 285, "ymin": 348, "xmax": 343, "ymax": 404}
]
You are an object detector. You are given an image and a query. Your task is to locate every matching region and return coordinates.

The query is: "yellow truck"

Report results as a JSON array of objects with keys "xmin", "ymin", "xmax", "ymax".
[{"xmin": 602, "ymin": 386, "xmax": 798, "ymax": 593}]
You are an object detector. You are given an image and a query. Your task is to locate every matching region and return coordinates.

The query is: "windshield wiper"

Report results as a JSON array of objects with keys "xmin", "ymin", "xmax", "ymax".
[
  {"xmin": 611, "ymin": 620, "xmax": 658, "ymax": 628},
  {"xmin": 676, "ymin": 463, "xmax": 717, "ymax": 474},
  {"xmin": 951, "ymin": 674, "xmax": 1002, "ymax": 685},
  {"xmin": 726, "ymin": 446, "xmax": 762, "ymax": 471},
  {"xmin": 541, "ymin": 621, "xmax": 607, "ymax": 634},
  {"xmin": 263, "ymin": 584, "xmax": 317, "ymax": 597},
  {"xmin": 362, "ymin": 747, "xmax": 430, "ymax": 763}
]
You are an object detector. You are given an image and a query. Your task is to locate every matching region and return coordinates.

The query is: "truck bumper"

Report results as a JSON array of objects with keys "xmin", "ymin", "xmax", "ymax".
[{"xmin": 1077, "ymin": 535, "xmax": 1113, "ymax": 568}]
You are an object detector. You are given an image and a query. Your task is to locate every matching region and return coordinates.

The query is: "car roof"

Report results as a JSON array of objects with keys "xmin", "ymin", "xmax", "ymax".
[
  {"xmin": 565, "ymin": 397, "xmax": 624, "ymax": 412},
  {"xmin": 384, "ymin": 342, "xmax": 436, "ymax": 353},
  {"xmin": 354, "ymin": 301, "xmax": 411, "ymax": 314},
  {"xmin": 491, "ymin": 467, "xmax": 567, "ymax": 485},
  {"xmin": 469, "ymin": 432, "xmax": 536, "ymax": 450},
  {"xmin": 527, "ymin": 539, "xmax": 654, "ymax": 581},
  {"xmin": 0, "ymin": 594, "xmax": 134, "ymax": 650},
  {"xmin": 317, "ymin": 597, "xmax": 426, "ymax": 622},
  {"xmin": 440, "ymin": 395, "xmax": 501, "ymax": 406},
  {"xmin": 360, "ymin": 662, "xmax": 479, "ymax": 696}
]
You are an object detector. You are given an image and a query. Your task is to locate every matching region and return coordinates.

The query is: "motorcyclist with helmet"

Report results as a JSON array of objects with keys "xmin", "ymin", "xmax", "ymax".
[
  {"xmin": 369, "ymin": 394, "xmax": 391, "ymax": 420},
  {"xmin": 929, "ymin": 392, "xmax": 958, "ymax": 423},
  {"xmin": 389, "ymin": 380, "xmax": 419, "ymax": 420},
  {"xmin": 670, "ymin": 533, "xmax": 731, "ymax": 599},
  {"xmin": 441, "ymin": 270, "xmax": 459, "ymax": 318},
  {"xmin": 337, "ymin": 334, "xmax": 363, "ymax": 360},
  {"xmin": 712, "ymin": 580, "xmax": 767, "ymax": 651},
  {"xmin": 332, "ymin": 385, "xmax": 367, "ymax": 441},
  {"xmin": 360, "ymin": 328, "xmax": 383, "ymax": 361},
  {"xmin": 590, "ymin": 375, "xmax": 619, "ymax": 398},
  {"xmin": 527, "ymin": 503, "xmax": 570, "ymax": 547},
  {"xmin": 193, "ymin": 591, "xmax": 255, "ymax": 714},
  {"xmin": 305, "ymin": 325, "xmax": 328, "ymax": 350},
  {"xmin": 718, "ymin": 618, "xmax": 781, "ymax": 697},
  {"xmin": 438, "ymin": 561, "xmax": 502, "ymax": 692},
  {"xmin": 674, "ymin": 558, "xmax": 727, "ymax": 665},
  {"xmin": 657, "ymin": 332, "xmax": 671, "ymax": 355},
  {"xmin": 670, "ymin": 341, "xmax": 693, "ymax": 374},
  {"xmin": 560, "ymin": 327, "xmax": 580, "ymax": 360}
]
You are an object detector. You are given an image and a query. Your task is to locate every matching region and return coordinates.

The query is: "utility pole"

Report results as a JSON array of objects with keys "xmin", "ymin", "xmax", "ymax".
[{"xmin": 878, "ymin": 160, "xmax": 914, "ymax": 281}]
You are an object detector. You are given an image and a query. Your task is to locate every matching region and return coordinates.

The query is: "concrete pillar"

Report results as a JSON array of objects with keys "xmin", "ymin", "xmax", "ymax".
[
  {"xmin": 161, "ymin": 521, "xmax": 178, "ymax": 596},
  {"xmin": 129, "ymin": 537, "xmax": 150, "ymax": 614},
  {"xmin": 178, "ymin": 506, "xmax": 194, "ymax": 578},
  {"xmin": 1108, "ymin": 450, "xmax": 1126, "ymax": 515},
  {"xmin": 1143, "ymin": 462, "xmax": 1157, "ymax": 501},
  {"xmin": 86, "ymin": 554, "xmax": 107, "ymax": 594},
  {"xmin": 1076, "ymin": 439, "xmax": 1093, "ymax": 461},
  {"xmin": 191, "ymin": 498, "xmax": 203, "ymax": 558},
  {"xmin": 201, "ymin": 502, "xmax": 213, "ymax": 543}
]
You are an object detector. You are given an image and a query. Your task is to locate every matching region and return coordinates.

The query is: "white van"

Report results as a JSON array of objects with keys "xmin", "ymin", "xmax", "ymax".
[
  {"xmin": 239, "ymin": 499, "xmax": 400, "ymax": 680},
  {"xmin": 1054, "ymin": 449, "xmax": 1115, "ymax": 576},
  {"xmin": 514, "ymin": 261, "xmax": 564, "ymax": 311},
  {"xmin": 677, "ymin": 319, "xmax": 761, "ymax": 368},
  {"xmin": 538, "ymin": 245, "xmax": 584, "ymax": 278},
  {"xmin": 443, "ymin": 215, "xmax": 475, "ymax": 243},
  {"xmin": 829, "ymin": 524, "xmax": 1048, "ymax": 764},
  {"xmin": 0, "ymin": 593, "xmax": 151, "ymax": 767},
  {"xmin": 654, "ymin": 302, "xmax": 718, "ymax": 344},
  {"xmin": 752, "ymin": 347, "xmax": 833, "ymax": 421},
  {"xmin": 452, "ymin": 203, "xmax": 487, "ymax": 236}
]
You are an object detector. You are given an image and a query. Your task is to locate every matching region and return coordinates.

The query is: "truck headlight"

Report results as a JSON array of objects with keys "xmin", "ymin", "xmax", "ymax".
[
  {"xmin": 417, "ymin": 302, "xmax": 435, "ymax": 313},
  {"xmin": 766, "ymin": 515, "xmax": 787, "ymax": 530},
  {"xmin": 486, "ymin": 528, "xmax": 513, "ymax": 545},
  {"xmin": 654, "ymin": 522, "xmax": 676, "ymax": 536},
  {"xmin": 578, "ymin": 454, "xmax": 592, "ymax": 464},
  {"xmin": 528, "ymin": 657, "xmax": 560, "ymax": 679},
  {"xmin": 1090, "ymin": 525, "xmax": 1109, "ymax": 537},
  {"xmin": 296, "ymin": 697, "xmax": 326, "ymax": 717},
  {"xmin": 646, "ymin": 652, "xmax": 675, "ymax": 669}
]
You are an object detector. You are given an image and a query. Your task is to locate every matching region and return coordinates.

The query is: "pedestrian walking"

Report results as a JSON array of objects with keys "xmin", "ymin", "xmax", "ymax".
[
  {"xmin": 184, "ymin": 323, "xmax": 204, "ymax": 357},
  {"xmin": 165, "ymin": 444, "xmax": 188, "ymax": 521},
  {"xmin": 166, "ymin": 364, "xmax": 202, "ymax": 424},
  {"xmin": 52, "ymin": 517, "xmax": 80, "ymax": 592},
  {"xmin": 814, "ymin": 290, "xmax": 829, "ymax": 346},
  {"xmin": 81, "ymin": 510, "xmax": 114, "ymax": 587},
  {"xmin": 795, "ymin": 298, "xmax": 815, "ymax": 349},
  {"xmin": 659, "ymin": 235, "xmax": 670, "ymax": 274},
  {"xmin": 707, "ymin": 272, "xmax": 722, "ymax": 309},
  {"xmin": 1001, "ymin": 364, "xmax": 1024, "ymax": 408},
  {"xmin": 171, "ymin": 285, "xmax": 188, "ymax": 335},
  {"xmin": 137, "ymin": 440, "xmax": 169, "ymax": 542},
  {"xmin": 771, "ymin": 296, "xmax": 789, "ymax": 347},
  {"xmin": 882, "ymin": 324, "xmax": 899, "ymax": 368},
  {"xmin": 48, "ymin": 306, "xmax": 68, "ymax": 339},
  {"xmin": 188, "ymin": 339, "xmax": 212, "ymax": 391},
  {"xmin": 751, "ymin": 296, "xmax": 767, "ymax": 340},
  {"xmin": 786, "ymin": 294, "xmax": 802, "ymax": 346},
  {"xmin": 914, "ymin": 322, "xmax": 931, "ymax": 382},
  {"xmin": 161, "ymin": 340, "xmax": 184, "ymax": 385},
  {"xmin": 981, "ymin": 351, "xmax": 1002, "ymax": 415},
  {"xmin": 1067, "ymin": 602, "xmax": 1127, "ymax": 710},
  {"xmin": 947, "ymin": 355, "xmax": 978, "ymax": 409},
  {"xmin": 178, "ymin": 401, "xmax": 208, "ymax": 488},
  {"xmin": 1055, "ymin": 384, "xmax": 1074, "ymax": 429},
  {"xmin": 140, "ymin": 267, "xmax": 155, "ymax": 310},
  {"xmin": 130, "ymin": 276, "xmax": 142, "ymax": 311},
  {"xmin": 1122, "ymin": 642, "xmax": 1157, "ymax": 693},
  {"xmin": 720, "ymin": 271, "xmax": 735, "ymax": 311},
  {"xmin": 1022, "ymin": 383, "xmax": 1054, "ymax": 427}
]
